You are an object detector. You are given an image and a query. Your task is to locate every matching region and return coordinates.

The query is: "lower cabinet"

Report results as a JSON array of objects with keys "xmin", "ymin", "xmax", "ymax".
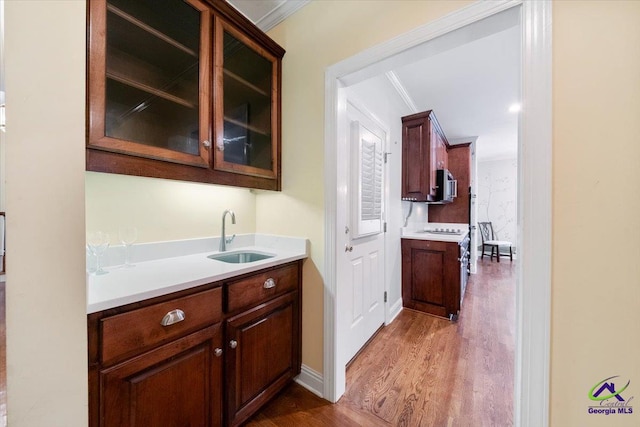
[
  {"xmin": 225, "ymin": 292, "xmax": 300, "ymax": 426},
  {"xmin": 100, "ymin": 325, "xmax": 223, "ymax": 427},
  {"xmin": 88, "ymin": 261, "xmax": 302, "ymax": 427},
  {"xmin": 401, "ymin": 238, "xmax": 465, "ymax": 320}
]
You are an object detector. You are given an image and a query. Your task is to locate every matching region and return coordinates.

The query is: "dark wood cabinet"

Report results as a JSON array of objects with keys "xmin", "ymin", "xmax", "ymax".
[
  {"xmin": 87, "ymin": 0, "xmax": 284, "ymax": 191},
  {"xmin": 88, "ymin": 261, "xmax": 302, "ymax": 427},
  {"xmin": 401, "ymin": 110, "xmax": 449, "ymax": 202},
  {"xmin": 429, "ymin": 144, "xmax": 471, "ymax": 223},
  {"xmin": 225, "ymin": 292, "xmax": 300, "ymax": 426},
  {"xmin": 100, "ymin": 324, "xmax": 223, "ymax": 427},
  {"xmin": 402, "ymin": 237, "xmax": 468, "ymax": 320}
]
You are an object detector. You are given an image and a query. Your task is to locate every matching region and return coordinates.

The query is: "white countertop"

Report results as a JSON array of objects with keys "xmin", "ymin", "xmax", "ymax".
[
  {"xmin": 402, "ymin": 222, "xmax": 469, "ymax": 243},
  {"xmin": 87, "ymin": 234, "xmax": 308, "ymax": 314}
]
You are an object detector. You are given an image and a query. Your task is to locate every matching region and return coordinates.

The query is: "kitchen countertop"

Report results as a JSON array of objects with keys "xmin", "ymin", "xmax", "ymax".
[
  {"xmin": 87, "ymin": 234, "xmax": 308, "ymax": 314},
  {"xmin": 402, "ymin": 223, "xmax": 469, "ymax": 243}
]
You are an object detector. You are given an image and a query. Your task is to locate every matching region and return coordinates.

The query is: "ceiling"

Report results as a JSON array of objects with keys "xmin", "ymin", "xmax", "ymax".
[
  {"xmin": 392, "ymin": 22, "xmax": 521, "ymax": 161},
  {"xmin": 228, "ymin": 1, "xmax": 521, "ymax": 162},
  {"xmin": 226, "ymin": 0, "xmax": 310, "ymax": 32}
]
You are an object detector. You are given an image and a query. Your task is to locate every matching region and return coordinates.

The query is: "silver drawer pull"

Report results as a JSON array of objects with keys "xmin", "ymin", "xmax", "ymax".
[
  {"xmin": 214, "ymin": 348, "xmax": 223, "ymax": 357},
  {"xmin": 229, "ymin": 340, "xmax": 238, "ymax": 349},
  {"xmin": 263, "ymin": 278, "xmax": 276, "ymax": 289},
  {"xmin": 160, "ymin": 309, "xmax": 185, "ymax": 326}
]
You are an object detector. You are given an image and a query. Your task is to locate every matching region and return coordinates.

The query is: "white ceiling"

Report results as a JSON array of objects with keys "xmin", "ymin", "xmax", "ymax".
[
  {"xmin": 228, "ymin": 1, "xmax": 521, "ymax": 162},
  {"xmin": 226, "ymin": 0, "xmax": 310, "ymax": 32},
  {"xmin": 393, "ymin": 23, "xmax": 521, "ymax": 161}
]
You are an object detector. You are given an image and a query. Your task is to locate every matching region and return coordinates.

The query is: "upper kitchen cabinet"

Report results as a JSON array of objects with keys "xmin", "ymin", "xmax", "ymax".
[
  {"xmin": 87, "ymin": 0, "xmax": 285, "ymax": 191},
  {"xmin": 401, "ymin": 110, "xmax": 449, "ymax": 202},
  {"xmin": 213, "ymin": 18, "xmax": 279, "ymax": 182}
]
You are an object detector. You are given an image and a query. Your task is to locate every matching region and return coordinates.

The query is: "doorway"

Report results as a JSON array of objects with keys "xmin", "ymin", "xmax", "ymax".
[{"xmin": 323, "ymin": 2, "xmax": 551, "ymax": 426}]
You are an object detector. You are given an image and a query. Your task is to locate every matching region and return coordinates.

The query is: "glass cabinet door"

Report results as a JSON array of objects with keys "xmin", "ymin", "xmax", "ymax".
[
  {"xmin": 214, "ymin": 19, "xmax": 279, "ymax": 179},
  {"xmin": 88, "ymin": 0, "xmax": 210, "ymax": 167}
]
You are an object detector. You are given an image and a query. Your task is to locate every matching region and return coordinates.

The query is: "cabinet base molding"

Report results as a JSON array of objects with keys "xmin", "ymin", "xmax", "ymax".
[{"xmin": 295, "ymin": 365, "xmax": 324, "ymax": 398}]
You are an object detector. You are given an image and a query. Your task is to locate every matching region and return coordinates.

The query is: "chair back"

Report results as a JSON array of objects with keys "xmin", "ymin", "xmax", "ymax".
[{"xmin": 478, "ymin": 222, "xmax": 495, "ymax": 244}]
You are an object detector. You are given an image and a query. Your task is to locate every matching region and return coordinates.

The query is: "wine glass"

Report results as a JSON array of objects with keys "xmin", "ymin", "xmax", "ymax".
[
  {"xmin": 119, "ymin": 226, "xmax": 138, "ymax": 268},
  {"xmin": 87, "ymin": 231, "xmax": 110, "ymax": 275}
]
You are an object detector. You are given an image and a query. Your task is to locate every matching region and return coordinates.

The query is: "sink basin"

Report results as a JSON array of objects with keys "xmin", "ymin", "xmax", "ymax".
[{"xmin": 207, "ymin": 250, "xmax": 275, "ymax": 264}]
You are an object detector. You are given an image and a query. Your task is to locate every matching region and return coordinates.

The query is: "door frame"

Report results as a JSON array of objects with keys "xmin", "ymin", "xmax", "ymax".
[{"xmin": 323, "ymin": 1, "xmax": 551, "ymax": 426}]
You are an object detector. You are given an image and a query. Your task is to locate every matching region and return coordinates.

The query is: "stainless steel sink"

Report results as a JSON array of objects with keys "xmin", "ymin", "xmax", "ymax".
[{"xmin": 207, "ymin": 250, "xmax": 275, "ymax": 264}]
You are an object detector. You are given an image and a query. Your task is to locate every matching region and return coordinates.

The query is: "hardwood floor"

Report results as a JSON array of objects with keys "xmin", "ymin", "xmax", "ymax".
[{"xmin": 247, "ymin": 258, "xmax": 515, "ymax": 427}]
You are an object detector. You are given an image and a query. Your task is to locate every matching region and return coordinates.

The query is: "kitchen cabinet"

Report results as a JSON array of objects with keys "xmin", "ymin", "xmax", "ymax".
[
  {"xmin": 429, "ymin": 143, "xmax": 471, "ymax": 223},
  {"xmin": 88, "ymin": 260, "xmax": 302, "ymax": 427},
  {"xmin": 100, "ymin": 325, "xmax": 223, "ymax": 426},
  {"xmin": 401, "ymin": 110, "xmax": 449, "ymax": 202},
  {"xmin": 87, "ymin": 0, "xmax": 284, "ymax": 191},
  {"xmin": 401, "ymin": 236, "xmax": 469, "ymax": 320},
  {"xmin": 223, "ymin": 262, "xmax": 301, "ymax": 426},
  {"xmin": 88, "ymin": 286, "xmax": 224, "ymax": 427}
]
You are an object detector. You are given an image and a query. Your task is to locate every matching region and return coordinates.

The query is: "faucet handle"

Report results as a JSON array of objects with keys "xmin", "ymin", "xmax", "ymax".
[{"xmin": 225, "ymin": 234, "xmax": 236, "ymax": 245}]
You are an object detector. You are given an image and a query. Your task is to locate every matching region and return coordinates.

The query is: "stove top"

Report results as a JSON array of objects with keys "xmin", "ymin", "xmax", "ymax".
[{"xmin": 423, "ymin": 227, "xmax": 464, "ymax": 235}]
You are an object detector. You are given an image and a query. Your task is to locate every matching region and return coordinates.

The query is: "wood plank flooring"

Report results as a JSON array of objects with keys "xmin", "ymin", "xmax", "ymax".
[{"xmin": 247, "ymin": 258, "xmax": 515, "ymax": 427}]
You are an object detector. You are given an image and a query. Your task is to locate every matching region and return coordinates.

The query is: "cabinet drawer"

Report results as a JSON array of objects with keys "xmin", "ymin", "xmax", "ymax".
[
  {"xmin": 101, "ymin": 287, "xmax": 222, "ymax": 365},
  {"xmin": 226, "ymin": 263, "xmax": 299, "ymax": 313}
]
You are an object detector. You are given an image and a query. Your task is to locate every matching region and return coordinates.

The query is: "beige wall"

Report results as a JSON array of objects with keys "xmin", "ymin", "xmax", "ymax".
[
  {"xmin": 5, "ymin": 1, "xmax": 88, "ymax": 426},
  {"xmin": 261, "ymin": 0, "xmax": 472, "ymax": 374},
  {"xmin": 551, "ymin": 2, "xmax": 640, "ymax": 426},
  {"xmin": 86, "ymin": 172, "xmax": 257, "ymax": 243}
]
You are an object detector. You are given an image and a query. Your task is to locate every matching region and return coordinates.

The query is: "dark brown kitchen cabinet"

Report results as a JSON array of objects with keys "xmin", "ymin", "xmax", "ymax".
[
  {"xmin": 88, "ymin": 261, "xmax": 302, "ymax": 427},
  {"xmin": 225, "ymin": 292, "xmax": 300, "ymax": 427},
  {"xmin": 87, "ymin": 0, "xmax": 284, "ymax": 191},
  {"xmin": 100, "ymin": 325, "xmax": 223, "ymax": 427},
  {"xmin": 401, "ymin": 110, "xmax": 449, "ymax": 202},
  {"xmin": 402, "ymin": 237, "xmax": 468, "ymax": 320},
  {"xmin": 88, "ymin": 286, "xmax": 225, "ymax": 427}
]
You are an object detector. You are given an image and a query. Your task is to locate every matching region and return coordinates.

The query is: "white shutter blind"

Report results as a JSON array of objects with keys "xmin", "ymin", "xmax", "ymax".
[
  {"xmin": 351, "ymin": 120, "xmax": 384, "ymax": 238},
  {"xmin": 360, "ymin": 140, "xmax": 383, "ymax": 220}
]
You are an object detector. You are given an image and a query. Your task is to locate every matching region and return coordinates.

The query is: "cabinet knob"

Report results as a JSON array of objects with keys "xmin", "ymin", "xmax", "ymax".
[
  {"xmin": 263, "ymin": 278, "xmax": 276, "ymax": 289},
  {"xmin": 214, "ymin": 348, "xmax": 223, "ymax": 357},
  {"xmin": 202, "ymin": 140, "xmax": 211, "ymax": 148},
  {"xmin": 216, "ymin": 140, "xmax": 225, "ymax": 151},
  {"xmin": 229, "ymin": 340, "xmax": 238, "ymax": 349},
  {"xmin": 160, "ymin": 309, "xmax": 185, "ymax": 327}
]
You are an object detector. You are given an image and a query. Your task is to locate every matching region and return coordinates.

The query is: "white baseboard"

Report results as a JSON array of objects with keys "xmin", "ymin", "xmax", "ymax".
[
  {"xmin": 295, "ymin": 364, "xmax": 324, "ymax": 398},
  {"xmin": 386, "ymin": 297, "xmax": 403, "ymax": 325}
]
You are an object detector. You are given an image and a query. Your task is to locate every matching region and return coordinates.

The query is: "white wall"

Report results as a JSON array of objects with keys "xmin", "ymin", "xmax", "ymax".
[
  {"xmin": 477, "ymin": 157, "xmax": 517, "ymax": 251},
  {"xmin": 346, "ymin": 75, "xmax": 412, "ymax": 318},
  {"xmin": 5, "ymin": 1, "xmax": 88, "ymax": 426}
]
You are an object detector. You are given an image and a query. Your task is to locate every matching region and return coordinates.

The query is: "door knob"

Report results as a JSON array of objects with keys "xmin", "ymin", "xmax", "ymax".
[
  {"xmin": 345, "ymin": 244, "xmax": 353, "ymax": 252},
  {"xmin": 214, "ymin": 348, "xmax": 223, "ymax": 357},
  {"xmin": 229, "ymin": 340, "xmax": 238, "ymax": 349}
]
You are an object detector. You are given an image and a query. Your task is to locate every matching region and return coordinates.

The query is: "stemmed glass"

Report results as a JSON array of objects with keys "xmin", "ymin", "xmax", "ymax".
[
  {"xmin": 87, "ymin": 231, "xmax": 110, "ymax": 275},
  {"xmin": 119, "ymin": 226, "xmax": 138, "ymax": 268}
]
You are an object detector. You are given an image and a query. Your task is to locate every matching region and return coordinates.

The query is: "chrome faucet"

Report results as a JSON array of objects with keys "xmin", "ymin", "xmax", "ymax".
[{"xmin": 219, "ymin": 210, "xmax": 236, "ymax": 252}]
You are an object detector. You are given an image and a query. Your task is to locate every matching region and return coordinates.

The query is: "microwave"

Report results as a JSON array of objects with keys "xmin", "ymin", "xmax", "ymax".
[{"xmin": 434, "ymin": 169, "xmax": 457, "ymax": 203}]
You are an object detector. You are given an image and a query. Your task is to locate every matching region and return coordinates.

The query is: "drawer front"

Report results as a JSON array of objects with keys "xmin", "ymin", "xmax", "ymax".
[
  {"xmin": 226, "ymin": 263, "xmax": 299, "ymax": 313},
  {"xmin": 101, "ymin": 287, "xmax": 222, "ymax": 365}
]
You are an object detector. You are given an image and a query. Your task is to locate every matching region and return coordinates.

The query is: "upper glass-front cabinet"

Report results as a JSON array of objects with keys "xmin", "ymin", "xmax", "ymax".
[
  {"xmin": 214, "ymin": 20, "xmax": 279, "ymax": 179},
  {"xmin": 88, "ymin": 0, "xmax": 211, "ymax": 167},
  {"xmin": 87, "ymin": 0, "xmax": 284, "ymax": 190}
]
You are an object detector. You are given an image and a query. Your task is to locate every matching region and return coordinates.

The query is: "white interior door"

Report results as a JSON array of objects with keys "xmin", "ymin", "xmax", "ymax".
[{"xmin": 336, "ymin": 94, "xmax": 387, "ymax": 367}]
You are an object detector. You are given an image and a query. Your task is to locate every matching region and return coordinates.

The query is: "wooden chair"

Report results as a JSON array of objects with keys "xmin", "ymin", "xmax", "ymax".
[{"xmin": 478, "ymin": 222, "xmax": 513, "ymax": 262}]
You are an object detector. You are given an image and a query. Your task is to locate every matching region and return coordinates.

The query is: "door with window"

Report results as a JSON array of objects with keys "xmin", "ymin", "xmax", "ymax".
[{"xmin": 336, "ymin": 96, "xmax": 387, "ymax": 367}]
